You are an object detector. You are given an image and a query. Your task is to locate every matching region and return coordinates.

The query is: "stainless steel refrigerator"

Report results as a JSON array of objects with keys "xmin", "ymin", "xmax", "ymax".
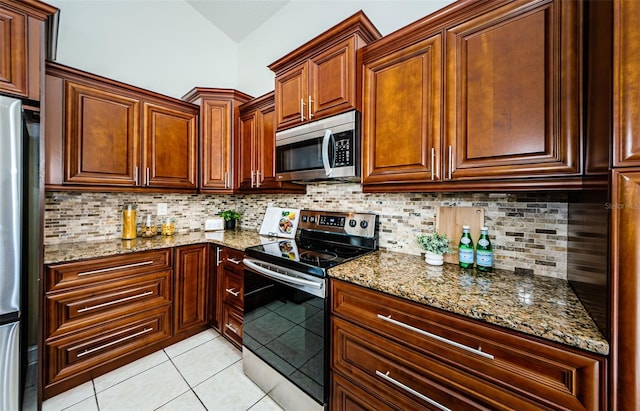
[{"xmin": 0, "ymin": 95, "xmax": 28, "ymax": 411}]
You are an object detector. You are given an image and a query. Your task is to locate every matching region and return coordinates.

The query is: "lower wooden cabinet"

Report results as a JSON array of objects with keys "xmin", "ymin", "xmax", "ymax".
[
  {"xmin": 174, "ymin": 244, "xmax": 209, "ymax": 336},
  {"xmin": 330, "ymin": 279, "xmax": 607, "ymax": 411},
  {"xmin": 217, "ymin": 247, "xmax": 245, "ymax": 349}
]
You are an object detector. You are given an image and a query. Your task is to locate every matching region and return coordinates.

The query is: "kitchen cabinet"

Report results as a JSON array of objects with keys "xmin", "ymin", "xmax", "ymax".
[
  {"xmin": 45, "ymin": 62, "xmax": 199, "ymax": 191},
  {"xmin": 0, "ymin": 0, "xmax": 56, "ymax": 100},
  {"xmin": 183, "ymin": 87, "xmax": 252, "ymax": 193},
  {"xmin": 268, "ymin": 11, "xmax": 381, "ymax": 131},
  {"xmin": 43, "ymin": 249, "xmax": 173, "ymax": 399},
  {"xmin": 362, "ymin": 0, "xmax": 601, "ymax": 192},
  {"xmin": 174, "ymin": 244, "xmax": 208, "ymax": 336},
  {"xmin": 216, "ymin": 247, "xmax": 245, "ymax": 349},
  {"xmin": 237, "ymin": 91, "xmax": 305, "ymax": 193},
  {"xmin": 331, "ymin": 279, "xmax": 606, "ymax": 411}
]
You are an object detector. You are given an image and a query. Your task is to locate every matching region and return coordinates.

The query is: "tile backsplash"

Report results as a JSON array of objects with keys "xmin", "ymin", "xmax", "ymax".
[{"xmin": 45, "ymin": 184, "xmax": 568, "ymax": 278}]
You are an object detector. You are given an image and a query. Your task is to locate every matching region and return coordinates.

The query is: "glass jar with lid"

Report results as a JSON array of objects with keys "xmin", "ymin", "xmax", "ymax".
[{"xmin": 122, "ymin": 204, "xmax": 137, "ymax": 240}]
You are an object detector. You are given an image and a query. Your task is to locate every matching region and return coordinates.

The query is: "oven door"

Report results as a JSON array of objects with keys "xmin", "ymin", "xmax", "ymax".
[{"xmin": 242, "ymin": 258, "xmax": 328, "ymax": 409}]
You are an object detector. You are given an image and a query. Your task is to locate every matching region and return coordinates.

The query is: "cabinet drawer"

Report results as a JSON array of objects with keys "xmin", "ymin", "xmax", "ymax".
[
  {"xmin": 45, "ymin": 270, "xmax": 171, "ymax": 337},
  {"xmin": 333, "ymin": 317, "xmax": 536, "ymax": 411},
  {"xmin": 332, "ymin": 372, "xmax": 397, "ymax": 411},
  {"xmin": 331, "ymin": 280, "xmax": 604, "ymax": 411},
  {"xmin": 220, "ymin": 248, "xmax": 245, "ymax": 274},
  {"xmin": 46, "ymin": 249, "xmax": 172, "ymax": 292},
  {"xmin": 44, "ymin": 305, "xmax": 171, "ymax": 386},
  {"xmin": 221, "ymin": 304, "xmax": 243, "ymax": 349},
  {"xmin": 221, "ymin": 270, "xmax": 243, "ymax": 310}
]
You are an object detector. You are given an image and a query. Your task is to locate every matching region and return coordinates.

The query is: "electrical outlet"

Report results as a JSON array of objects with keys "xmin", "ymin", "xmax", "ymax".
[{"xmin": 157, "ymin": 203, "xmax": 168, "ymax": 216}]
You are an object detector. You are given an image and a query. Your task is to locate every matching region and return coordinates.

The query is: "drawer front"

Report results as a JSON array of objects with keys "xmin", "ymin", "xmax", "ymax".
[
  {"xmin": 332, "ymin": 317, "xmax": 537, "ymax": 411},
  {"xmin": 44, "ymin": 305, "xmax": 171, "ymax": 386},
  {"xmin": 332, "ymin": 372, "xmax": 397, "ymax": 411},
  {"xmin": 221, "ymin": 270, "xmax": 244, "ymax": 310},
  {"xmin": 220, "ymin": 248, "xmax": 245, "ymax": 274},
  {"xmin": 46, "ymin": 249, "xmax": 172, "ymax": 291},
  {"xmin": 331, "ymin": 280, "xmax": 604, "ymax": 411},
  {"xmin": 45, "ymin": 270, "xmax": 172, "ymax": 337},
  {"xmin": 221, "ymin": 304, "xmax": 243, "ymax": 349}
]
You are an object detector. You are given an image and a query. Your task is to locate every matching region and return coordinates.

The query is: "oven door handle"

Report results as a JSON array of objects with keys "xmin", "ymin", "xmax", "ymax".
[
  {"xmin": 321, "ymin": 129, "xmax": 333, "ymax": 177},
  {"xmin": 243, "ymin": 259, "xmax": 323, "ymax": 289}
]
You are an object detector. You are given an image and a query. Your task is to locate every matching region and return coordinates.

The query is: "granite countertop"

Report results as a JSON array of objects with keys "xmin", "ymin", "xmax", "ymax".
[
  {"xmin": 44, "ymin": 232, "xmax": 609, "ymax": 355},
  {"xmin": 328, "ymin": 250, "xmax": 609, "ymax": 355},
  {"xmin": 43, "ymin": 229, "xmax": 265, "ymax": 264}
]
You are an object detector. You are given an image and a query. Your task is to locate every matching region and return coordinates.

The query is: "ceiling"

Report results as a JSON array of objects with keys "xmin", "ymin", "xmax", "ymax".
[{"xmin": 186, "ymin": 0, "xmax": 290, "ymax": 43}]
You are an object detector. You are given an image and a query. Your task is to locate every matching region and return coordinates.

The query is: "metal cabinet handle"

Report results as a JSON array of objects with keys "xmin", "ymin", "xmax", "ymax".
[
  {"xmin": 251, "ymin": 170, "xmax": 255, "ymax": 188},
  {"xmin": 377, "ymin": 314, "xmax": 494, "ymax": 360},
  {"xmin": 256, "ymin": 170, "xmax": 261, "ymax": 188},
  {"xmin": 227, "ymin": 257, "xmax": 242, "ymax": 265},
  {"xmin": 77, "ymin": 327, "xmax": 153, "ymax": 358},
  {"xmin": 225, "ymin": 323, "xmax": 239, "ymax": 334},
  {"xmin": 308, "ymin": 95, "xmax": 313, "ymax": 119},
  {"xmin": 78, "ymin": 261, "xmax": 154, "ymax": 277},
  {"xmin": 134, "ymin": 166, "xmax": 139, "ymax": 185},
  {"xmin": 216, "ymin": 247, "xmax": 222, "ymax": 267},
  {"xmin": 431, "ymin": 147, "xmax": 435, "ymax": 181},
  {"xmin": 375, "ymin": 370, "xmax": 451, "ymax": 411},
  {"xmin": 300, "ymin": 99, "xmax": 306, "ymax": 122},
  {"xmin": 77, "ymin": 291, "xmax": 153, "ymax": 313},
  {"xmin": 448, "ymin": 145, "xmax": 452, "ymax": 180},
  {"xmin": 225, "ymin": 288, "xmax": 240, "ymax": 297}
]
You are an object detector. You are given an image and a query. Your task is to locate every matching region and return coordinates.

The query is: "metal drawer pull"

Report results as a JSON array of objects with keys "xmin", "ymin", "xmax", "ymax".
[
  {"xmin": 225, "ymin": 323, "xmax": 239, "ymax": 334},
  {"xmin": 225, "ymin": 288, "xmax": 240, "ymax": 297},
  {"xmin": 227, "ymin": 257, "xmax": 242, "ymax": 265},
  {"xmin": 375, "ymin": 370, "xmax": 451, "ymax": 411},
  {"xmin": 448, "ymin": 145, "xmax": 452, "ymax": 180},
  {"xmin": 377, "ymin": 314, "xmax": 494, "ymax": 360},
  {"xmin": 216, "ymin": 247, "xmax": 222, "ymax": 267},
  {"xmin": 77, "ymin": 291, "xmax": 154, "ymax": 313},
  {"xmin": 300, "ymin": 99, "xmax": 306, "ymax": 122},
  {"xmin": 77, "ymin": 327, "xmax": 153, "ymax": 358},
  {"xmin": 78, "ymin": 261, "xmax": 154, "ymax": 277},
  {"xmin": 431, "ymin": 147, "xmax": 435, "ymax": 180},
  {"xmin": 256, "ymin": 170, "xmax": 261, "ymax": 188}
]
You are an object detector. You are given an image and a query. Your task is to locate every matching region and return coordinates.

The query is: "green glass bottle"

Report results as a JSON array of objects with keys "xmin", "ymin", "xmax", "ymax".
[
  {"xmin": 458, "ymin": 225, "xmax": 474, "ymax": 268},
  {"xmin": 476, "ymin": 226, "xmax": 493, "ymax": 272}
]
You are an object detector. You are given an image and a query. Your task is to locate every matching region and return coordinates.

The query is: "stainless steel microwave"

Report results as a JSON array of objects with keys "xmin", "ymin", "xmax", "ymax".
[{"xmin": 275, "ymin": 110, "xmax": 360, "ymax": 183}]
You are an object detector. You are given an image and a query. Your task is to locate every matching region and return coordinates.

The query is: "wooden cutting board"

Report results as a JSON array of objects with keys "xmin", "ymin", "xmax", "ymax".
[{"xmin": 436, "ymin": 206, "xmax": 485, "ymax": 264}]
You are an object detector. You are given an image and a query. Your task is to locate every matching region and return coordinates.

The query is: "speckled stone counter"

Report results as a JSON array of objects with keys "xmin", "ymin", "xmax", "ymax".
[
  {"xmin": 328, "ymin": 249, "xmax": 609, "ymax": 356},
  {"xmin": 44, "ymin": 229, "xmax": 264, "ymax": 264}
]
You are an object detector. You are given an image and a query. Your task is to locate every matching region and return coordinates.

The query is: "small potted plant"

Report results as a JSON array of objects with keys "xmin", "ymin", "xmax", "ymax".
[
  {"xmin": 417, "ymin": 232, "xmax": 454, "ymax": 266},
  {"xmin": 219, "ymin": 210, "xmax": 241, "ymax": 230}
]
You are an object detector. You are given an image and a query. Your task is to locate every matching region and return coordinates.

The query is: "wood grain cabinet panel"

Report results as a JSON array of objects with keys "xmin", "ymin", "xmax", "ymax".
[
  {"xmin": 331, "ymin": 279, "xmax": 606, "ymax": 411},
  {"xmin": 173, "ymin": 244, "xmax": 208, "ymax": 335},
  {"xmin": 0, "ymin": 6, "xmax": 27, "ymax": 97},
  {"xmin": 361, "ymin": 34, "xmax": 442, "ymax": 185},
  {"xmin": 613, "ymin": 0, "xmax": 640, "ymax": 166},
  {"xmin": 274, "ymin": 61, "xmax": 309, "ymax": 130},
  {"xmin": 217, "ymin": 247, "xmax": 245, "ymax": 349}
]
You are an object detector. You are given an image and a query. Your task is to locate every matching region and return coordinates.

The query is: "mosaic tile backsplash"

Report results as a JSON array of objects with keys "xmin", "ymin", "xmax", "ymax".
[{"xmin": 45, "ymin": 184, "xmax": 568, "ymax": 278}]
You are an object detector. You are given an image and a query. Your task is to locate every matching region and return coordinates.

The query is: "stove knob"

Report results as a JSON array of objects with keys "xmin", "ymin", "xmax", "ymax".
[
  {"xmin": 349, "ymin": 219, "xmax": 357, "ymax": 228},
  {"xmin": 309, "ymin": 216, "xmax": 316, "ymax": 223},
  {"xmin": 360, "ymin": 220, "xmax": 368, "ymax": 229},
  {"xmin": 301, "ymin": 215, "xmax": 308, "ymax": 222}
]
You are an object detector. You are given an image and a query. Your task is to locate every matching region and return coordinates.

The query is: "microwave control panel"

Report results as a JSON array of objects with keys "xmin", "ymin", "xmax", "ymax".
[{"xmin": 334, "ymin": 132, "xmax": 353, "ymax": 167}]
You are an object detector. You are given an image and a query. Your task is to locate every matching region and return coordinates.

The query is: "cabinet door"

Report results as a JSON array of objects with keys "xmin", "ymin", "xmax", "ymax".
[
  {"xmin": 200, "ymin": 99, "xmax": 233, "ymax": 191},
  {"xmin": 445, "ymin": 0, "xmax": 580, "ymax": 180},
  {"xmin": 0, "ymin": 7, "xmax": 27, "ymax": 98},
  {"xmin": 64, "ymin": 80, "xmax": 140, "ymax": 186},
  {"xmin": 275, "ymin": 61, "xmax": 308, "ymax": 130},
  {"xmin": 309, "ymin": 37, "xmax": 356, "ymax": 120},
  {"xmin": 611, "ymin": 169, "xmax": 640, "ymax": 408},
  {"xmin": 362, "ymin": 35, "xmax": 442, "ymax": 185},
  {"xmin": 613, "ymin": 0, "xmax": 640, "ymax": 167},
  {"xmin": 174, "ymin": 244, "xmax": 208, "ymax": 334},
  {"xmin": 143, "ymin": 102, "xmax": 198, "ymax": 189},
  {"xmin": 256, "ymin": 103, "xmax": 277, "ymax": 186},
  {"xmin": 237, "ymin": 110, "xmax": 257, "ymax": 190}
]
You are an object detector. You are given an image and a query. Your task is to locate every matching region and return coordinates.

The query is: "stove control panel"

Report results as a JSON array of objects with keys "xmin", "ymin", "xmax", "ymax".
[{"xmin": 299, "ymin": 210, "xmax": 378, "ymax": 238}]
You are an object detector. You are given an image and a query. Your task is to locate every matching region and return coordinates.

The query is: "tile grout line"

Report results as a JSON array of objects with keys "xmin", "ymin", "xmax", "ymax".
[{"xmin": 91, "ymin": 380, "xmax": 100, "ymax": 411}]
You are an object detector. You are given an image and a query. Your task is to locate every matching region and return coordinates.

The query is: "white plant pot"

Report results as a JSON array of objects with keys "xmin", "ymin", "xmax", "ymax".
[{"xmin": 425, "ymin": 252, "xmax": 444, "ymax": 266}]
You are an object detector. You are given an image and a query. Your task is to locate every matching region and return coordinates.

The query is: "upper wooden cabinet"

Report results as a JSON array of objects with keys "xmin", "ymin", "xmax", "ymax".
[
  {"xmin": 45, "ymin": 62, "xmax": 199, "ymax": 192},
  {"xmin": 613, "ymin": 0, "xmax": 640, "ymax": 167},
  {"xmin": 269, "ymin": 11, "xmax": 381, "ymax": 131},
  {"xmin": 0, "ymin": 0, "xmax": 57, "ymax": 100},
  {"xmin": 362, "ymin": 0, "xmax": 606, "ymax": 192},
  {"xmin": 183, "ymin": 88, "xmax": 252, "ymax": 193},
  {"xmin": 237, "ymin": 92, "xmax": 305, "ymax": 193}
]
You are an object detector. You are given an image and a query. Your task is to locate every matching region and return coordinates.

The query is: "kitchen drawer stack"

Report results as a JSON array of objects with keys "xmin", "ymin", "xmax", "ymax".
[
  {"xmin": 330, "ymin": 279, "xmax": 606, "ymax": 410},
  {"xmin": 43, "ymin": 250, "xmax": 173, "ymax": 398},
  {"xmin": 217, "ymin": 247, "xmax": 245, "ymax": 349}
]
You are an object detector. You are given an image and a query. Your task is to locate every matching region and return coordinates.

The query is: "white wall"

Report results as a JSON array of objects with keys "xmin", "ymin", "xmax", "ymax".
[
  {"xmin": 48, "ymin": 0, "xmax": 453, "ymax": 99},
  {"xmin": 237, "ymin": 0, "xmax": 453, "ymax": 97},
  {"xmin": 48, "ymin": 0, "xmax": 238, "ymax": 98}
]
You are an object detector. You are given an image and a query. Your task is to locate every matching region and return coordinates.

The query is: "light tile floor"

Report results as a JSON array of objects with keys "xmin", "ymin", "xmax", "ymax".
[{"xmin": 24, "ymin": 329, "xmax": 284, "ymax": 411}]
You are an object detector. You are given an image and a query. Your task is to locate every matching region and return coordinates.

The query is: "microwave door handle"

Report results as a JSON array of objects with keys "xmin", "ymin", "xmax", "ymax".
[{"xmin": 322, "ymin": 129, "xmax": 333, "ymax": 176}]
